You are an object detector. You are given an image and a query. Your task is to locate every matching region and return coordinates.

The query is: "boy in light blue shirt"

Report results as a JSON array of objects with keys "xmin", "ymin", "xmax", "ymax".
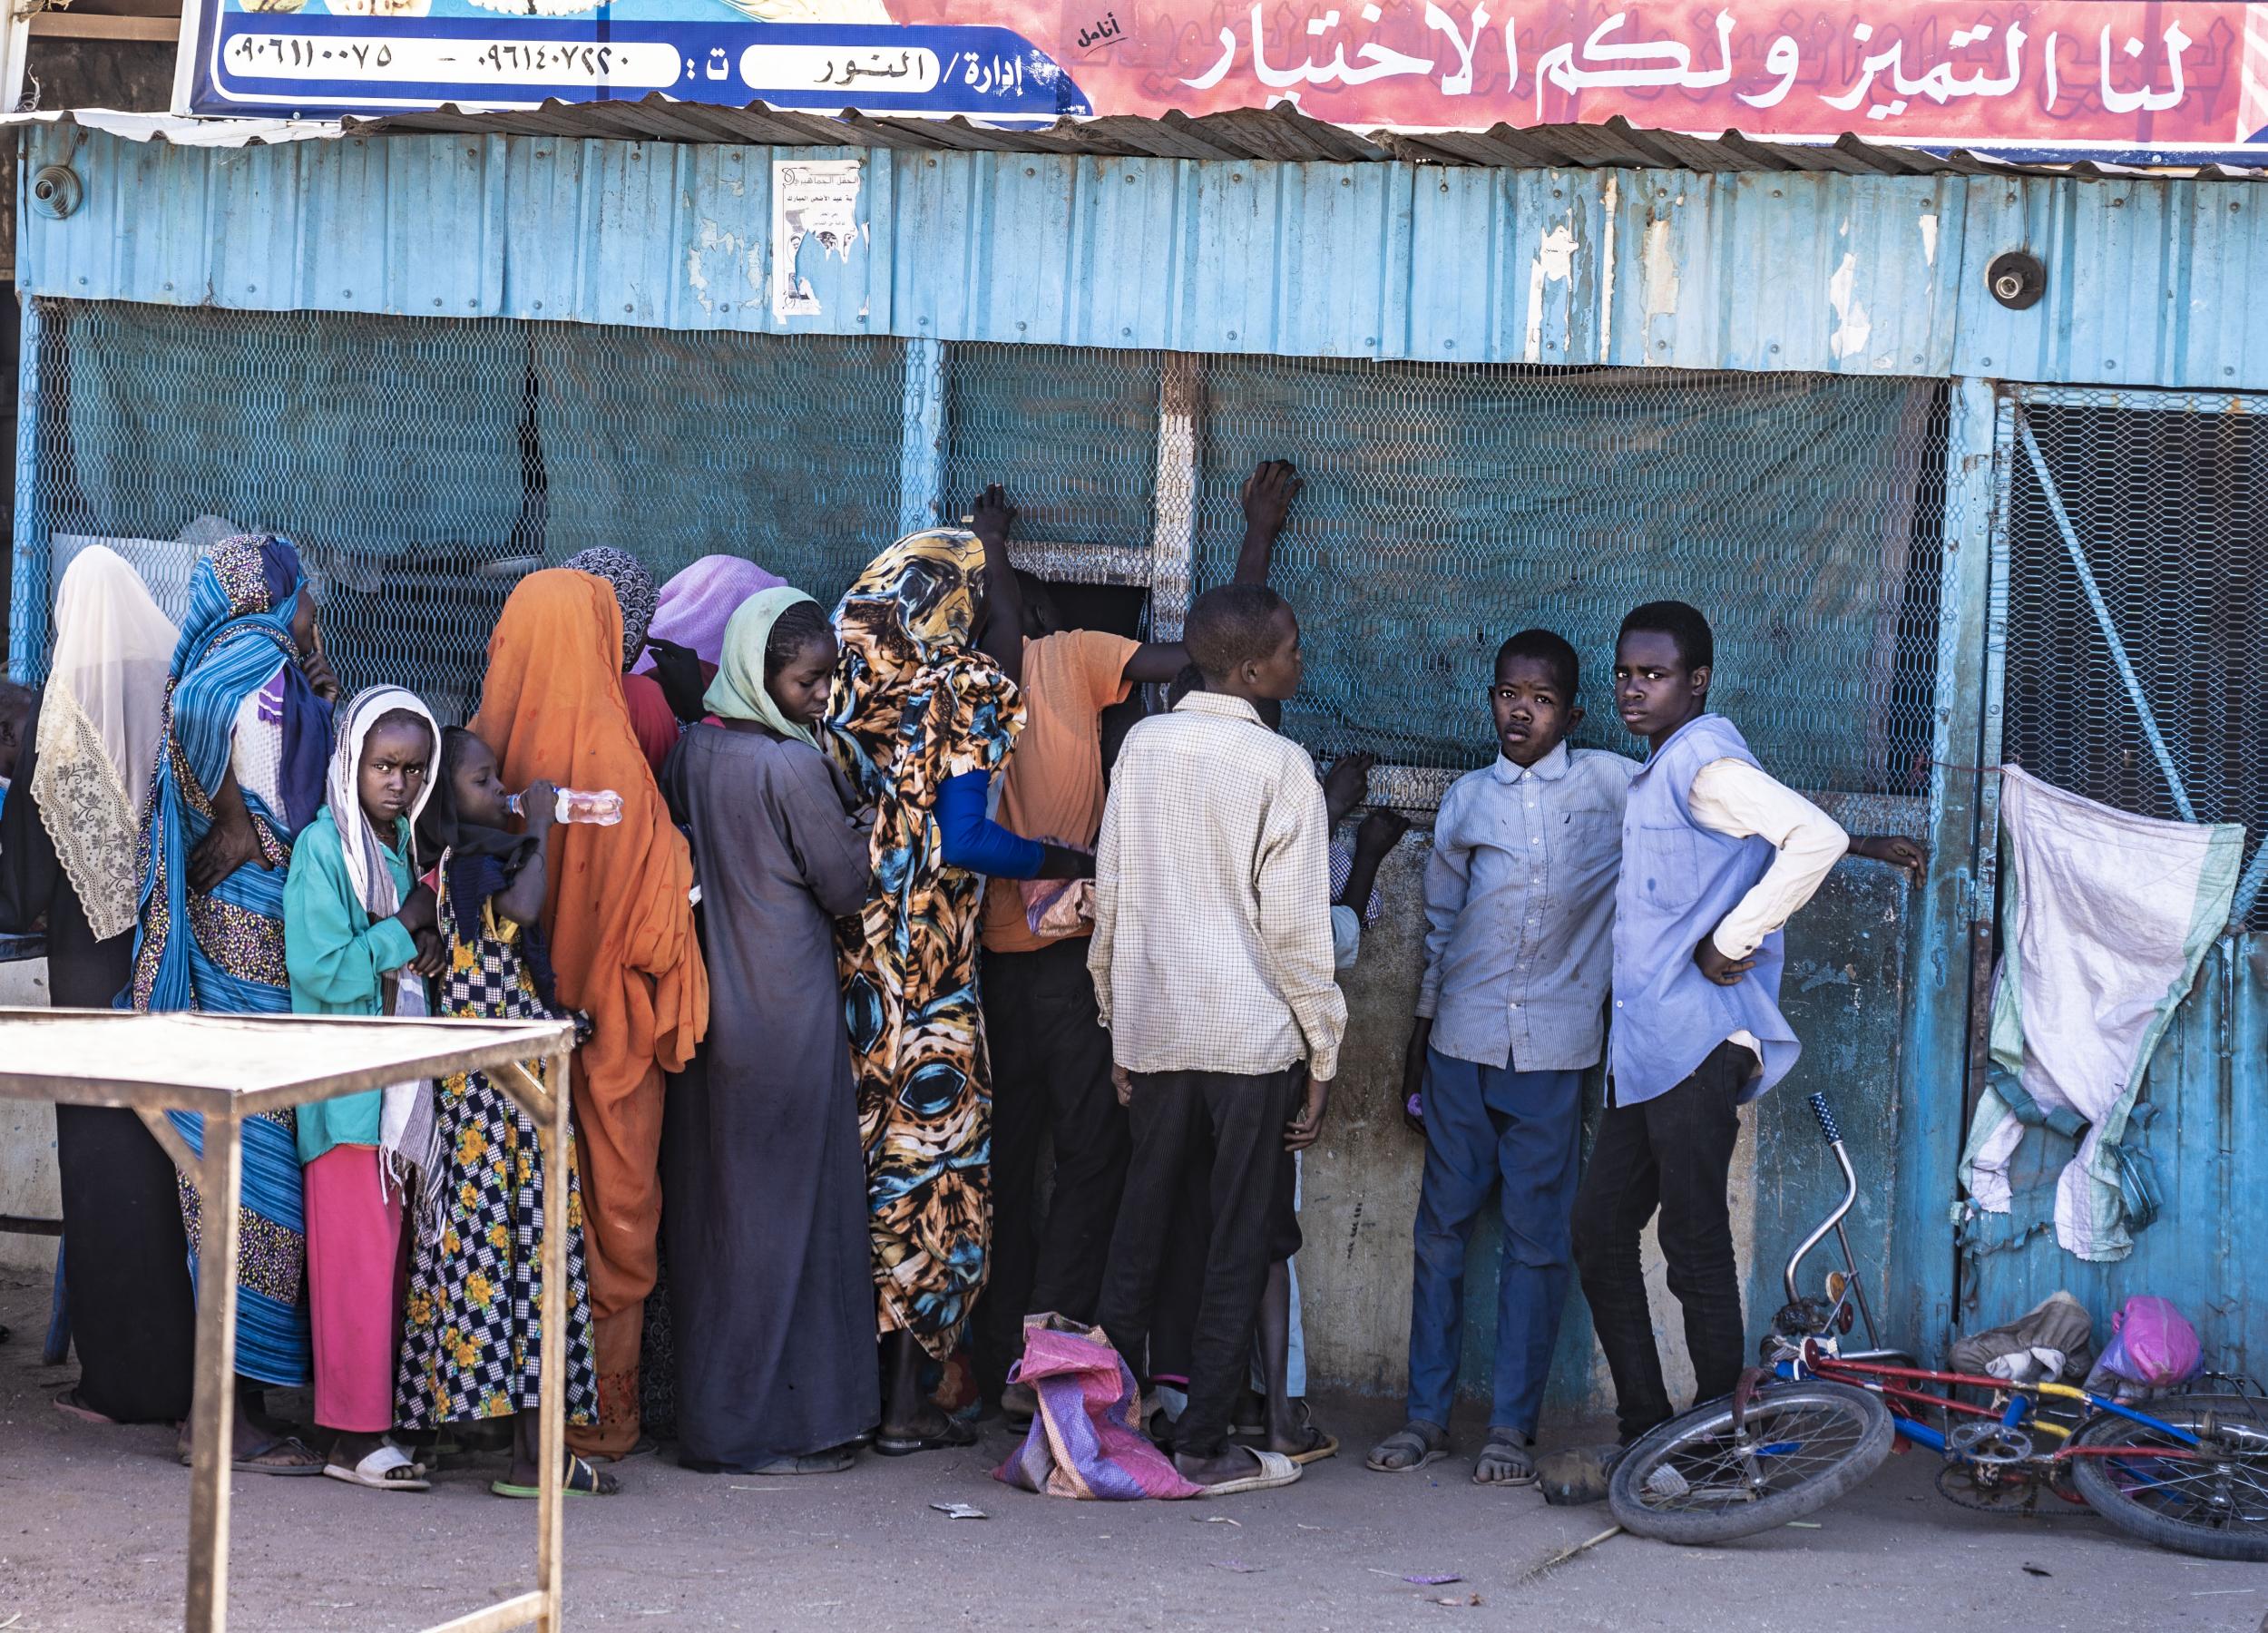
[{"xmin": 1365, "ymin": 630, "xmax": 1635, "ymax": 1488}]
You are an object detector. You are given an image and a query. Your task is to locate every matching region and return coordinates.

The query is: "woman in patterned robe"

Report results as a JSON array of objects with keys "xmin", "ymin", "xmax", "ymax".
[
  {"xmin": 827, "ymin": 527, "xmax": 1084, "ymax": 1453},
  {"xmin": 132, "ymin": 532, "xmax": 339, "ymax": 1472}
]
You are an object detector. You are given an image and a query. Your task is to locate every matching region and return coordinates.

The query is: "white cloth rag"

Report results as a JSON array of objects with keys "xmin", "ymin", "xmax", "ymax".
[{"xmin": 1960, "ymin": 767, "xmax": 2241, "ymax": 1261}]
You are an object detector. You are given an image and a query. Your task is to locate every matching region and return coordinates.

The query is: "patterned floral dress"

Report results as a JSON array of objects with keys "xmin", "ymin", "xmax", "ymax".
[{"xmin": 396, "ymin": 865, "xmax": 599, "ymax": 1429}]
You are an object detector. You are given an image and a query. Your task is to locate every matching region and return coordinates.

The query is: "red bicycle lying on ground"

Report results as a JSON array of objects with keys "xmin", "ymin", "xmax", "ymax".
[{"xmin": 1607, "ymin": 1093, "xmax": 2268, "ymax": 1561}]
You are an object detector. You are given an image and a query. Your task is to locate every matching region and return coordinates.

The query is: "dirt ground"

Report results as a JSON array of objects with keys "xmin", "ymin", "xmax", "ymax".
[{"xmin": 0, "ymin": 1276, "xmax": 2262, "ymax": 1632}]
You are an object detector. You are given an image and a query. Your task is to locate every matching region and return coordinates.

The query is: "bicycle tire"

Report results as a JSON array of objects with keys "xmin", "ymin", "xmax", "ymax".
[
  {"xmin": 1608, "ymin": 1381, "xmax": 1894, "ymax": 1545},
  {"xmin": 2068, "ymin": 1394, "xmax": 2268, "ymax": 1562}
]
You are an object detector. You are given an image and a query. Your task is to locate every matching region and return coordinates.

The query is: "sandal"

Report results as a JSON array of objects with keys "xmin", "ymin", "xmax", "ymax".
[
  {"xmin": 1197, "ymin": 1447, "xmax": 1303, "ymax": 1497},
  {"xmin": 189, "ymin": 1432, "xmax": 325, "ymax": 1476},
  {"xmin": 1473, "ymin": 1431, "xmax": 1538, "ymax": 1487},
  {"xmin": 492, "ymin": 1454, "xmax": 620, "ymax": 1499},
  {"xmin": 1364, "ymin": 1422, "xmax": 1451, "ymax": 1473},
  {"xmin": 748, "ymin": 1448, "xmax": 855, "ymax": 1476},
  {"xmin": 54, "ymin": 1389, "xmax": 120, "ymax": 1426},
  {"xmin": 874, "ymin": 1415, "xmax": 978, "ymax": 1458},
  {"xmin": 325, "ymin": 1442, "xmax": 431, "ymax": 1492}
]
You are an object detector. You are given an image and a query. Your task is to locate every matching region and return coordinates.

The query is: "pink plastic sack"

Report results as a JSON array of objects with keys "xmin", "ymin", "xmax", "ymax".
[
  {"xmin": 2092, "ymin": 1296, "xmax": 2202, "ymax": 1391},
  {"xmin": 992, "ymin": 1316, "xmax": 1202, "ymax": 1501}
]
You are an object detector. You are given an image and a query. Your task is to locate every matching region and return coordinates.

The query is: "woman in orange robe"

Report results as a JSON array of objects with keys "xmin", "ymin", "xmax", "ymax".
[{"xmin": 471, "ymin": 568, "xmax": 708, "ymax": 1459}]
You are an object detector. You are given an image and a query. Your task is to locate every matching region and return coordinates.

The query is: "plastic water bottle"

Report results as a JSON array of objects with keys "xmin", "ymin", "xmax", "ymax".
[{"xmin": 504, "ymin": 787, "xmax": 625, "ymax": 826}]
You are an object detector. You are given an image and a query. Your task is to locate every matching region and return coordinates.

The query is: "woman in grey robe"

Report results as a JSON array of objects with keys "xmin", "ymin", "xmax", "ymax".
[{"xmin": 660, "ymin": 588, "xmax": 877, "ymax": 1473}]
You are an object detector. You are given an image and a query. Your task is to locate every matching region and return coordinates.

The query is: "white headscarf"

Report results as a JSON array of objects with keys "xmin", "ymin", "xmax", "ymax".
[
  {"xmin": 325, "ymin": 685, "xmax": 438, "ymax": 922},
  {"xmin": 326, "ymin": 685, "xmax": 442, "ymax": 1210},
  {"xmin": 33, "ymin": 546, "xmax": 179, "ymax": 941}
]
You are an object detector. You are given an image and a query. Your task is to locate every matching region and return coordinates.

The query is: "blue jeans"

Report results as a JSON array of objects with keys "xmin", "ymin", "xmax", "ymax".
[{"xmin": 1405, "ymin": 1050, "xmax": 1584, "ymax": 1437}]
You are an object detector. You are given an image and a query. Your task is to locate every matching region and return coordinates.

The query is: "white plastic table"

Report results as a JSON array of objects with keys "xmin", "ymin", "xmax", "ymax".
[{"xmin": 0, "ymin": 1008, "xmax": 578, "ymax": 1633}]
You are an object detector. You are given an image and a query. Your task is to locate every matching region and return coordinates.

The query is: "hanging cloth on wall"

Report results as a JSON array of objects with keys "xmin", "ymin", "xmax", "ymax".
[{"xmin": 1960, "ymin": 766, "xmax": 2243, "ymax": 1262}]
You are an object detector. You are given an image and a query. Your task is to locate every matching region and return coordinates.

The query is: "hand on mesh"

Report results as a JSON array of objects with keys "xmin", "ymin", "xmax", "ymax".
[
  {"xmin": 972, "ymin": 483, "xmax": 1016, "ymax": 547},
  {"xmin": 1240, "ymin": 458, "xmax": 1303, "ymax": 538}
]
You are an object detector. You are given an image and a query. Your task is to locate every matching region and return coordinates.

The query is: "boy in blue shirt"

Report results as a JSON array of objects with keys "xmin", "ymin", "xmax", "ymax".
[
  {"xmin": 1366, "ymin": 631, "xmax": 1635, "ymax": 1487},
  {"xmin": 1559, "ymin": 601, "xmax": 1921, "ymax": 1495}
]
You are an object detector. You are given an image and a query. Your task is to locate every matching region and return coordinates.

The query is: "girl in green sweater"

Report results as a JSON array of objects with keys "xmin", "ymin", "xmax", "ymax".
[{"xmin": 283, "ymin": 685, "xmax": 441, "ymax": 1491}]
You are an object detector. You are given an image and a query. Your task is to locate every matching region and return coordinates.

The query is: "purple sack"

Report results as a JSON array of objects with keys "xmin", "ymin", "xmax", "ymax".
[{"xmin": 2091, "ymin": 1296, "xmax": 2202, "ymax": 1391}]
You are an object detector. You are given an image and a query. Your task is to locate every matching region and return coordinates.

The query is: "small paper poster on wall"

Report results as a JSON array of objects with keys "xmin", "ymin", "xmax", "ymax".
[{"xmin": 771, "ymin": 157, "xmax": 862, "ymax": 320}]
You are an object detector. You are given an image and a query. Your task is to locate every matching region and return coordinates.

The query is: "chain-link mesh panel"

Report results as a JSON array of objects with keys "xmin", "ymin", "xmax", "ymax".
[
  {"xmin": 529, "ymin": 323, "xmax": 905, "ymax": 597},
  {"xmin": 942, "ymin": 343, "xmax": 1161, "ymax": 548},
  {"xmin": 25, "ymin": 299, "xmax": 905, "ymax": 724},
  {"xmin": 1190, "ymin": 358, "xmax": 1947, "ymax": 789},
  {"xmin": 2001, "ymin": 388, "xmax": 2268, "ymax": 927}
]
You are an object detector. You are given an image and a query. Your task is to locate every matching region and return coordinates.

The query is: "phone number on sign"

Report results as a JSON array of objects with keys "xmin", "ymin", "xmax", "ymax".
[{"xmin": 221, "ymin": 31, "xmax": 681, "ymax": 88}]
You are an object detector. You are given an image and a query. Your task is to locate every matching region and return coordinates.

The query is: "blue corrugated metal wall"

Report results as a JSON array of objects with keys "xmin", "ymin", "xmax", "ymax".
[
  {"xmin": 21, "ymin": 130, "xmax": 2268, "ymax": 392},
  {"xmin": 14, "ymin": 122, "xmax": 2268, "ymax": 1386}
]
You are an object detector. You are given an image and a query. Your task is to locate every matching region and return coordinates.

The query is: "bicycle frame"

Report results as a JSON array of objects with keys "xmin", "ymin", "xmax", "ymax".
[
  {"xmin": 1781, "ymin": 1349, "xmax": 2211, "ymax": 1462},
  {"xmin": 1775, "ymin": 1092, "xmax": 2209, "ymax": 1464}
]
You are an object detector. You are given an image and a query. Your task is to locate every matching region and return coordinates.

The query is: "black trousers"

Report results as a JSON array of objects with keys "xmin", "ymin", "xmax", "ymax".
[
  {"xmin": 1094, "ymin": 1066, "xmax": 1302, "ymax": 1459},
  {"xmin": 974, "ymin": 941, "xmax": 1130, "ymax": 1403},
  {"xmin": 1570, "ymin": 1042, "xmax": 1750, "ymax": 1443}
]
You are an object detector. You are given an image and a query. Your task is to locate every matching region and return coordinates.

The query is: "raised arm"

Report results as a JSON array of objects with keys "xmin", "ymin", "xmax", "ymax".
[
  {"xmin": 1121, "ymin": 459, "xmax": 1305, "ymax": 686},
  {"xmin": 972, "ymin": 484, "xmax": 1026, "ymax": 686}
]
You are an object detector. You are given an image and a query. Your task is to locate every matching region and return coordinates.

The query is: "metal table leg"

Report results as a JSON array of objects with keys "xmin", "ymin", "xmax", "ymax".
[
  {"xmin": 537, "ymin": 1044, "xmax": 570, "ymax": 1631},
  {"xmin": 185, "ymin": 1110, "xmax": 244, "ymax": 1633}
]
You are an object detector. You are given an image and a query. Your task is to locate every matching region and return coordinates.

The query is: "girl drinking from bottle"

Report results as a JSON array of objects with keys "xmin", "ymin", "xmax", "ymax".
[{"xmin": 399, "ymin": 724, "xmax": 613, "ymax": 1498}]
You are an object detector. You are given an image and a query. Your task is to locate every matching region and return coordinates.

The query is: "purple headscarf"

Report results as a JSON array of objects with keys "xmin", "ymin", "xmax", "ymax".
[{"xmin": 631, "ymin": 555, "xmax": 787, "ymax": 676}]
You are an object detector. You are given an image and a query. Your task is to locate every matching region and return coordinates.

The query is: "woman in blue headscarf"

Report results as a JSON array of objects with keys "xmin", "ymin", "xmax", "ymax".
[{"xmin": 131, "ymin": 532, "xmax": 341, "ymax": 1473}]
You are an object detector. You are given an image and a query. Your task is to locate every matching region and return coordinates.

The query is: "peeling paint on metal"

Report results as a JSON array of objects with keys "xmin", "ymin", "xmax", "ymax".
[
  {"xmin": 1598, "ymin": 171, "xmax": 1617, "ymax": 356},
  {"xmin": 1524, "ymin": 220, "xmax": 1577, "ymax": 366},
  {"xmin": 1640, "ymin": 214, "xmax": 1679, "ymax": 317},
  {"xmin": 1829, "ymin": 250, "xmax": 1873, "ymax": 361},
  {"xmin": 1920, "ymin": 210, "xmax": 1940, "ymax": 267}
]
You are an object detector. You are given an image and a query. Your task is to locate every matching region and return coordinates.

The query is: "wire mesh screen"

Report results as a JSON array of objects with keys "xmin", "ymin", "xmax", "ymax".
[
  {"xmin": 2001, "ymin": 389, "xmax": 2268, "ymax": 927},
  {"xmin": 24, "ymin": 299, "xmax": 905, "ymax": 723},
  {"xmin": 942, "ymin": 342, "xmax": 1162, "ymax": 548},
  {"xmin": 1189, "ymin": 357, "xmax": 1948, "ymax": 789}
]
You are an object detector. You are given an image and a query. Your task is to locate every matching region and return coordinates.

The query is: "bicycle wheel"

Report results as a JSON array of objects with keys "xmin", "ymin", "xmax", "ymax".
[
  {"xmin": 1608, "ymin": 1381, "xmax": 1894, "ymax": 1544},
  {"xmin": 2068, "ymin": 1393, "xmax": 2268, "ymax": 1562}
]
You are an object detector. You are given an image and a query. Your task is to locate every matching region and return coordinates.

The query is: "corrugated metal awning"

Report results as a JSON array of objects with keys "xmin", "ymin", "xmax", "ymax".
[{"xmin": 17, "ymin": 100, "xmax": 2268, "ymax": 181}]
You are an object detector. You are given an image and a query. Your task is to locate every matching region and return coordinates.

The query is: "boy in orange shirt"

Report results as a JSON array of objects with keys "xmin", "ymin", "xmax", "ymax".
[{"xmin": 970, "ymin": 463, "xmax": 1300, "ymax": 1420}]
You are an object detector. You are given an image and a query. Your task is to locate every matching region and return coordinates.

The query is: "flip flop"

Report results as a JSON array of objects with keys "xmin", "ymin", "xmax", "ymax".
[
  {"xmin": 1364, "ymin": 1423, "xmax": 1450, "ymax": 1473},
  {"xmin": 188, "ymin": 1432, "xmax": 326, "ymax": 1476},
  {"xmin": 54, "ymin": 1389, "xmax": 119, "ymax": 1426},
  {"xmin": 748, "ymin": 1449, "xmax": 855, "ymax": 1476},
  {"xmin": 1197, "ymin": 1448, "xmax": 1303, "ymax": 1498},
  {"xmin": 324, "ymin": 1442, "xmax": 431, "ymax": 1491},
  {"xmin": 873, "ymin": 1416, "xmax": 978, "ymax": 1457},
  {"xmin": 1287, "ymin": 1426, "xmax": 1339, "ymax": 1466},
  {"xmin": 1472, "ymin": 1433, "xmax": 1538, "ymax": 1487},
  {"xmin": 492, "ymin": 1454, "xmax": 620, "ymax": 1499}
]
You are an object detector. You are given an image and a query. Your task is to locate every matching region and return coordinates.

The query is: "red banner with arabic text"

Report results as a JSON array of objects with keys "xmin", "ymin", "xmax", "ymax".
[{"xmin": 883, "ymin": 0, "xmax": 2267, "ymax": 155}]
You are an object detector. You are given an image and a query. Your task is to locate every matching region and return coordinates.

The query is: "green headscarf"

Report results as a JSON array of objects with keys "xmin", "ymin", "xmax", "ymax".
[{"xmin": 703, "ymin": 585, "xmax": 824, "ymax": 749}]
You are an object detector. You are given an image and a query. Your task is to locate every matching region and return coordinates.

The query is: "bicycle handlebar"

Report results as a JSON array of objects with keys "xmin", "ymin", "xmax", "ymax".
[{"xmin": 1809, "ymin": 1092, "xmax": 1843, "ymax": 1147}]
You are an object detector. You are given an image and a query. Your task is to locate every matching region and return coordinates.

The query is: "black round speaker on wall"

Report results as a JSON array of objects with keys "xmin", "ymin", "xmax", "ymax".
[{"xmin": 1986, "ymin": 250, "xmax": 2047, "ymax": 310}]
